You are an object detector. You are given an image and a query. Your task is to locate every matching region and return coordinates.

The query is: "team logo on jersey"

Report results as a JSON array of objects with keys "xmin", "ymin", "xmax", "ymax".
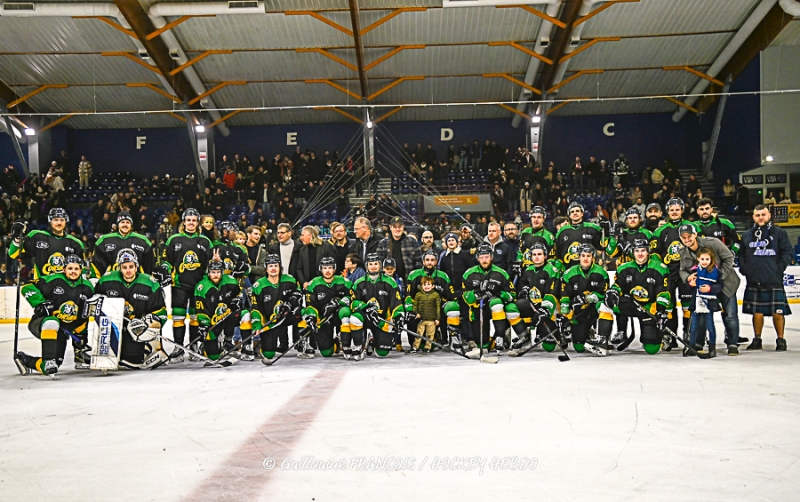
[
  {"xmin": 105, "ymin": 244, "xmax": 117, "ymax": 252},
  {"xmin": 131, "ymin": 244, "xmax": 144, "ymax": 252},
  {"xmin": 54, "ymin": 286, "xmax": 65, "ymax": 295},
  {"xmin": 106, "ymin": 290, "xmax": 119, "ymax": 297},
  {"xmin": 564, "ymin": 242, "xmax": 582, "ymax": 263},
  {"xmin": 36, "ymin": 241, "xmax": 50, "ymax": 249},
  {"xmin": 179, "ymin": 251, "xmax": 201, "ymax": 273},
  {"xmin": 133, "ymin": 293, "xmax": 149, "ymax": 301},
  {"xmin": 223, "ymin": 257, "xmax": 235, "ymax": 273},
  {"xmin": 212, "ymin": 305, "xmax": 231, "ymax": 325},
  {"xmin": 529, "ymin": 287, "xmax": 543, "ymax": 303},
  {"xmin": 378, "ymin": 290, "xmax": 388, "ymax": 296},
  {"xmin": 175, "ymin": 243, "xmax": 182, "ymax": 251},
  {"xmin": 317, "ymin": 292, "xmax": 327, "ymax": 301},
  {"xmin": 631, "ymin": 286, "xmax": 649, "ymax": 302},
  {"xmin": 42, "ymin": 252, "xmax": 66, "ymax": 275},
  {"xmin": 56, "ymin": 301, "xmax": 79, "ymax": 324},
  {"xmin": 664, "ymin": 241, "xmax": 682, "ymax": 265},
  {"xmin": 262, "ymin": 294, "xmax": 272, "ymax": 303}
]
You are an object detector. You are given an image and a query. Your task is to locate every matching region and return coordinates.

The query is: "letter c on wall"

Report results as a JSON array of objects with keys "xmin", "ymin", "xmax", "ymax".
[{"xmin": 603, "ymin": 123, "xmax": 615, "ymax": 137}]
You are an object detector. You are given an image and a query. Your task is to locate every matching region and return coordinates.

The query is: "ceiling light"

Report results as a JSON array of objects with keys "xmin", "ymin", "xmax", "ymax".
[
  {"xmin": 195, "ymin": 125, "xmax": 205, "ymax": 133},
  {"xmin": 366, "ymin": 121, "xmax": 373, "ymax": 129},
  {"xmin": 24, "ymin": 128, "xmax": 35, "ymax": 136},
  {"xmin": 532, "ymin": 115, "xmax": 541, "ymax": 124},
  {"xmin": 765, "ymin": 155, "xmax": 774, "ymax": 162}
]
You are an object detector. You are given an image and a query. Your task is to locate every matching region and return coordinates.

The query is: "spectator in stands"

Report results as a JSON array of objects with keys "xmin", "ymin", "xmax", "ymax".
[
  {"xmin": 471, "ymin": 140, "xmax": 481, "ymax": 170},
  {"xmin": 343, "ymin": 253, "xmax": 365, "ymax": 283},
  {"xmin": 75, "ymin": 155, "xmax": 91, "ymax": 189},
  {"xmin": 503, "ymin": 222, "xmax": 520, "ymax": 266},
  {"xmin": 329, "ymin": 222, "xmax": 353, "ymax": 272},
  {"xmin": 223, "ymin": 166, "xmax": 236, "ymax": 191},
  {"xmin": 267, "ymin": 222, "xmax": 298, "ymax": 275},
  {"xmin": 572, "ymin": 157, "xmax": 584, "ymax": 193},
  {"xmin": 96, "ymin": 212, "xmax": 113, "ymax": 235},
  {"xmin": 218, "ymin": 155, "xmax": 230, "ymax": 174},
  {"xmin": 506, "ymin": 179, "xmax": 520, "ymax": 215},
  {"xmin": 764, "ymin": 191, "xmax": 777, "ymax": 205},
  {"xmin": 491, "ymin": 183, "xmax": 505, "ymax": 217},
  {"xmin": 419, "ymin": 230, "xmax": 442, "ymax": 258},
  {"xmin": 778, "ymin": 192, "xmax": 791, "ymax": 204},
  {"xmin": 519, "ymin": 182, "xmax": 533, "ymax": 213},
  {"xmin": 482, "ymin": 221, "xmax": 512, "ymax": 273}
]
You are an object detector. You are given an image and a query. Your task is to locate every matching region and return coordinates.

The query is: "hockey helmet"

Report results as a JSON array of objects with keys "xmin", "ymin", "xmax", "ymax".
[
  {"xmin": 476, "ymin": 243, "xmax": 493, "ymax": 257},
  {"xmin": 531, "ymin": 206, "xmax": 547, "ymax": 217},
  {"xmin": 366, "ymin": 253, "xmax": 382, "ymax": 266},
  {"xmin": 567, "ymin": 202, "xmax": 584, "ymax": 214},
  {"xmin": 266, "ymin": 254, "xmax": 282, "ymax": 266},
  {"xmin": 632, "ymin": 239, "xmax": 650, "ymax": 252},
  {"xmin": 116, "ymin": 248, "xmax": 139, "ymax": 267},
  {"xmin": 182, "ymin": 208, "xmax": 200, "ymax": 220},
  {"xmin": 319, "ymin": 256, "xmax": 336, "ymax": 272},
  {"xmin": 207, "ymin": 260, "xmax": 225, "ymax": 273},
  {"xmin": 64, "ymin": 254, "xmax": 83, "ymax": 266},
  {"xmin": 577, "ymin": 243, "xmax": 595, "ymax": 256},
  {"xmin": 666, "ymin": 197, "xmax": 685, "ymax": 211},
  {"xmin": 48, "ymin": 207, "xmax": 69, "ymax": 223}
]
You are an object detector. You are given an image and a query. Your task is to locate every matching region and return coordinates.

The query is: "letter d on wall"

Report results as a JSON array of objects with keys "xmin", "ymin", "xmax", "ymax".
[
  {"xmin": 441, "ymin": 128, "xmax": 454, "ymax": 141},
  {"xmin": 603, "ymin": 123, "xmax": 615, "ymax": 137}
]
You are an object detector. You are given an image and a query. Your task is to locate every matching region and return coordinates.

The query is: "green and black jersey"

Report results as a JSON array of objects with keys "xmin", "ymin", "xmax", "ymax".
[
  {"xmin": 23, "ymin": 273, "xmax": 94, "ymax": 333},
  {"xmin": 560, "ymin": 263, "xmax": 609, "ymax": 316},
  {"xmin": 520, "ymin": 226, "xmax": 555, "ymax": 267},
  {"xmin": 353, "ymin": 273, "xmax": 404, "ymax": 319},
  {"xmin": 462, "ymin": 264, "xmax": 514, "ymax": 306},
  {"xmin": 95, "ymin": 271, "xmax": 167, "ymax": 323},
  {"xmin": 9, "ymin": 230, "xmax": 84, "ymax": 280},
  {"xmin": 405, "ymin": 267, "xmax": 455, "ymax": 307},
  {"xmin": 92, "ymin": 231, "xmax": 155, "ymax": 277},
  {"xmin": 611, "ymin": 256, "xmax": 672, "ymax": 313},
  {"xmin": 519, "ymin": 262, "xmax": 561, "ymax": 316},
  {"xmin": 302, "ymin": 275, "xmax": 353, "ymax": 321},
  {"xmin": 161, "ymin": 232, "xmax": 213, "ymax": 289},
  {"xmin": 654, "ymin": 220, "xmax": 695, "ymax": 277},
  {"xmin": 191, "ymin": 275, "xmax": 242, "ymax": 327},
  {"xmin": 696, "ymin": 216, "xmax": 740, "ymax": 254},
  {"xmin": 211, "ymin": 239, "xmax": 251, "ymax": 278},
  {"xmin": 250, "ymin": 273, "xmax": 301, "ymax": 332},
  {"xmin": 606, "ymin": 227, "xmax": 657, "ymax": 265},
  {"xmin": 554, "ymin": 222, "xmax": 604, "ymax": 269}
]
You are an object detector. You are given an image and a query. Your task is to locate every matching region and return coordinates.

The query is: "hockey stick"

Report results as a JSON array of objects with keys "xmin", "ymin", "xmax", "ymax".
[
  {"xmin": 552, "ymin": 315, "xmax": 570, "ymax": 362},
  {"xmin": 631, "ymin": 304, "xmax": 711, "ymax": 359},
  {"xmin": 12, "ymin": 227, "xmax": 25, "ymax": 374},
  {"xmin": 208, "ymin": 311, "xmax": 290, "ymax": 365},
  {"xmin": 262, "ymin": 315, "xmax": 332, "ymax": 366},
  {"xmin": 382, "ymin": 318, "xmax": 472, "ymax": 360},
  {"xmin": 157, "ymin": 335, "xmax": 233, "ymax": 368},
  {"xmin": 476, "ymin": 297, "xmax": 498, "ymax": 364}
]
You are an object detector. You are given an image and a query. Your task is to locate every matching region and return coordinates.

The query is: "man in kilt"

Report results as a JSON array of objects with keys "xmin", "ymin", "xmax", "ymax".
[{"xmin": 739, "ymin": 205, "xmax": 793, "ymax": 351}]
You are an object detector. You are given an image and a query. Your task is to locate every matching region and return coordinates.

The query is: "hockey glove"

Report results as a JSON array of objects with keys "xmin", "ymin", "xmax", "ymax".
[
  {"xmin": 302, "ymin": 314, "xmax": 318, "ymax": 333},
  {"xmin": 286, "ymin": 291, "xmax": 304, "ymax": 310},
  {"xmin": 339, "ymin": 295, "xmax": 351, "ymax": 307},
  {"xmin": 604, "ymin": 289, "xmax": 620, "ymax": 310},
  {"xmin": 619, "ymin": 240, "xmax": 633, "ymax": 257},
  {"xmin": 322, "ymin": 298, "xmax": 340, "ymax": 317},
  {"xmin": 34, "ymin": 301, "xmax": 55, "ymax": 318},
  {"xmin": 232, "ymin": 261, "xmax": 249, "ymax": 278},
  {"xmin": 276, "ymin": 301, "xmax": 292, "ymax": 318},
  {"xmin": 229, "ymin": 296, "xmax": 243, "ymax": 313},
  {"xmin": 585, "ymin": 293, "xmax": 598, "ymax": 304},
  {"xmin": 151, "ymin": 264, "xmax": 172, "ymax": 287},
  {"xmin": 518, "ymin": 287, "xmax": 530, "ymax": 301},
  {"xmin": 11, "ymin": 220, "xmax": 27, "ymax": 240},
  {"xmin": 512, "ymin": 262, "xmax": 522, "ymax": 276},
  {"xmin": 197, "ymin": 325, "xmax": 210, "ymax": 341},
  {"xmin": 572, "ymin": 294, "xmax": 587, "ymax": 308},
  {"xmin": 655, "ymin": 311, "xmax": 669, "ymax": 332}
]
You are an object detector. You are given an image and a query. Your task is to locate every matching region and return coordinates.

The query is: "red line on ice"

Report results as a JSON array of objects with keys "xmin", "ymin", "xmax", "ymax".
[{"xmin": 185, "ymin": 369, "xmax": 346, "ymax": 500}]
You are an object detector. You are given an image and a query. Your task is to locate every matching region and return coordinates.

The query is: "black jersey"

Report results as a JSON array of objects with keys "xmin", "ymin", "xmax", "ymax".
[
  {"xmin": 162, "ymin": 232, "xmax": 213, "ymax": 289},
  {"xmin": 302, "ymin": 275, "xmax": 353, "ymax": 320},
  {"xmin": 9, "ymin": 230, "xmax": 85, "ymax": 280},
  {"xmin": 554, "ymin": 222, "xmax": 603, "ymax": 268},
  {"xmin": 352, "ymin": 273, "xmax": 404, "ymax": 318},
  {"xmin": 607, "ymin": 227, "xmax": 656, "ymax": 265},
  {"xmin": 95, "ymin": 271, "xmax": 167, "ymax": 323},
  {"xmin": 211, "ymin": 239, "xmax": 251, "ymax": 278},
  {"xmin": 519, "ymin": 226, "xmax": 556, "ymax": 267},
  {"xmin": 654, "ymin": 220, "xmax": 694, "ymax": 277},
  {"xmin": 92, "ymin": 231, "xmax": 155, "ymax": 277},
  {"xmin": 462, "ymin": 264, "xmax": 514, "ymax": 306},
  {"xmin": 191, "ymin": 275, "xmax": 241, "ymax": 328},
  {"xmin": 560, "ymin": 263, "xmax": 609, "ymax": 313},
  {"xmin": 22, "ymin": 273, "xmax": 94, "ymax": 332},
  {"xmin": 519, "ymin": 262, "xmax": 561, "ymax": 316},
  {"xmin": 611, "ymin": 256, "xmax": 671, "ymax": 313},
  {"xmin": 250, "ymin": 273, "xmax": 301, "ymax": 332},
  {"xmin": 696, "ymin": 216, "xmax": 741, "ymax": 254}
]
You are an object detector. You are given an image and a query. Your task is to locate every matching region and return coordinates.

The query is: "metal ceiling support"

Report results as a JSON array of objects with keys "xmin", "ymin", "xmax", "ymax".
[
  {"xmin": 285, "ymin": 11, "xmax": 353, "ymax": 36},
  {"xmin": 6, "ymin": 84, "xmax": 68, "ymax": 110},
  {"xmin": 558, "ymin": 37, "xmax": 619, "ymax": 63},
  {"xmin": 779, "ymin": 0, "xmax": 800, "ymax": 15},
  {"xmin": 126, "ymin": 83, "xmax": 182, "ymax": 103},
  {"xmin": 361, "ymin": 7, "xmax": 427, "ymax": 35},
  {"xmin": 39, "ymin": 114, "xmax": 73, "ymax": 132},
  {"xmin": 364, "ymin": 45, "xmax": 425, "ymax": 72},
  {"xmin": 296, "ymin": 48, "xmax": 358, "ymax": 71},
  {"xmin": 547, "ymin": 69, "xmax": 602, "ymax": 93},
  {"xmin": 672, "ymin": 0, "xmax": 778, "ymax": 122},
  {"xmin": 306, "ymin": 80, "xmax": 361, "ymax": 100},
  {"xmin": 181, "ymin": 109, "xmax": 205, "ymax": 187},
  {"xmin": 573, "ymin": 0, "xmax": 639, "ymax": 27},
  {"xmin": 488, "ymin": 42, "xmax": 553, "ymax": 65},
  {"xmin": 664, "ymin": 96, "xmax": 698, "ymax": 114},
  {"xmin": 374, "ymin": 106, "xmax": 403, "ymax": 123},
  {"xmin": 367, "ymin": 76, "xmax": 424, "ymax": 100},
  {"xmin": 703, "ymin": 80, "xmax": 731, "ymax": 181},
  {"xmin": 169, "ymin": 50, "xmax": 232, "ymax": 76},
  {"xmin": 498, "ymin": 103, "xmax": 531, "ymax": 119},
  {"xmin": 1, "ymin": 113, "xmax": 30, "ymax": 178},
  {"xmin": 363, "ymin": 109, "xmax": 374, "ymax": 172},
  {"xmin": 188, "ymin": 82, "xmax": 246, "ymax": 106},
  {"xmin": 348, "ymin": 0, "xmax": 368, "ymax": 99},
  {"xmin": 101, "ymin": 51, "xmax": 165, "ymax": 74},
  {"xmin": 663, "ymin": 66, "xmax": 724, "ymax": 87},
  {"xmin": 510, "ymin": 0, "xmax": 563, "ymax": 128}
]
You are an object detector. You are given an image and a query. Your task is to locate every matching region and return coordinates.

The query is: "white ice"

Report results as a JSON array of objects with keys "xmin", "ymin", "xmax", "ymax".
[{"xmin": 1, "ymin": 318, "xmax": 799, "ymax": 501}]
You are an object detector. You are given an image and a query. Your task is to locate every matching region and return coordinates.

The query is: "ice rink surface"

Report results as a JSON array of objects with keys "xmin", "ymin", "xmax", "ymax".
[{"xmin": 2, "ymin": 319, "xmax": 800, "ymax": 502}]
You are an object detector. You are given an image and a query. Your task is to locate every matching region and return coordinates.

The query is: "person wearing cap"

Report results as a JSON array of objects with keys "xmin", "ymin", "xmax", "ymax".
[
  {"xmin": 737, "ymin": 205, "xmax": 792, "ymax": 352},
  {"xmin": 92, "ymin": 211, "xmax": 155, "ymax": 278},
  {"xmin": 250, "ymin": 254, "xmax": 304, "ymax": 360},
  {"xmin": 460, "ymin": 223, "xmax": 479, "ymax": 253},
  {"xmin": 376, "ymin": 216, "xmax": 422, "ymax": 282},
  {"xmin": 520, "ymin": 207, "xmax": 555, "ymax": 268},
  {"xmin": 506, "ymin": 242, "xmax": 562, "ymax": 356},
  {"xmin": 554, "ymin": 202, "xmax": 604, "ymax": 269},
  {"xmin": 653, "ymin": 198, "xmax": 695, "ymax": 349},
  {"xmin": 458, "ymin": 243, "xmax": 515, "ymax": 358},
  {"xmin": 9, "ymin": 207, "xmax": 85, "ymax": 280},
  {"xmin": 605, "ymin": 239, "xmax": 671, "ymax": 354},
  {"xmin": 160, "ymin": 208, "xmax": 214, "ymax": 362},
  {"xmin": 95, "ymin": 248, "xmax": 169, "ymax": 369},
  {"xmin": 679, "ymin": 222, "xmax": 744, "ymax": 354},
  {"xmin": 644, "ymin": 202, "xmax": 664, "ymax": 232},
  {"xmin": 14, "ymin": 254, "xmax": 95, "ymax": 376},
  {"xmin": 559, "ymin": 244, "xmax": 613, "ymax": 353}
]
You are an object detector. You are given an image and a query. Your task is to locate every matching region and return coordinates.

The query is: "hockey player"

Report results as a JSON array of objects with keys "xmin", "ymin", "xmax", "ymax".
[
  {"xmin": 505, "ymin": 243, "xmax": 561, "ymax": 355},
  {"xmin": 15, "ymin": 254, "xmax": 94, "ymax": 376},
  {"xmin": 94, "ymin": 249, "xmax": 169, "ymax": 369},
  {"xmin": 250, "ymin": 254, "xmax": 303, "ymax": 362},
  {"xmin": 560, "ymin": 244, "xmax": 614, "ymax": 352},
  {"xmin": 300, "ymin": 256, "xmax": 353, "ymax": 359},
  {"xmin": 213, "ymin": 220, "xmax": 251, "ymax": 279},
  {"xmin": 460, "ymin": 244, "xmax": 515, "ymax": 359},
  {"xmin": 519, "ymin": 206, "xmax": 555, "ymax": 267},
  {"xmin": 159, "ymin": 208, "xmax": 213, "ymax": 361},
  {"xmin": 554, "ymin": 202, "xmax": 604, "ymax": 269},
  {"xmin": 605, "ymin": 239, "xmax": 671, "ymax": 354},
  {"xmin": 653, "ymin": 198, "xmax": 694, "ymax": 349},
  {"xmin": 91, "ymin": 211, "xmax": 155, "ymax": 277},
  {"xmin": 9, "ymin": 207, "xmax": 85, "ymax": 280},
  {"xmin": 191, "ymin": 261, "xmax": 253, "ymax": 361},
  {"xmin": 694, "ymin": 198, "xmax": 741, "ymax": 255},
  {"xmin": 350, "ymin": 254, "xmax": 406, "ymax": 359}
]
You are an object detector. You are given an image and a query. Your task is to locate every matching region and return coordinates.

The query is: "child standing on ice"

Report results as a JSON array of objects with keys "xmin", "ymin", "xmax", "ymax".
[{"xmin": 687, "ymin": 248, "xmax": 723, "ymax": 358}]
